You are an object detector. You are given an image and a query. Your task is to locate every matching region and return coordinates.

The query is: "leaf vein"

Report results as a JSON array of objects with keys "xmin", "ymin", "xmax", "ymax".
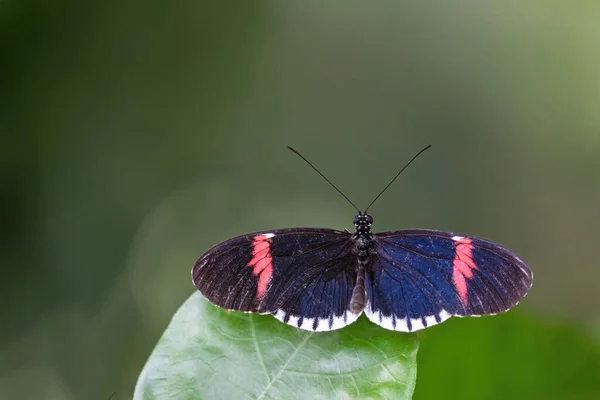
[
  {"xmin": 250, "ymin": 314, "xmax": 271, "ymax": 382},
  {"xmin": 256, "ymin": 332, "xmax": 314, "ymax": 400}
]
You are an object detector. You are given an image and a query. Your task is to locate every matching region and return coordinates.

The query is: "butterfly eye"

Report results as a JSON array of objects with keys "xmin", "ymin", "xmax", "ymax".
[
  {"xmin": 367, "ymin": 215, "xmax": 373, "ymax": 224},
  {"xmin": 353, "ymin": 215, "xmax": 359, "ymax": 225}
]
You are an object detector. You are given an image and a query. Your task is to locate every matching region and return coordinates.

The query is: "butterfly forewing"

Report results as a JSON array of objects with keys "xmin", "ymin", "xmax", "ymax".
[
  {"xmin": 363, "ymin": 230, "xmax": 533, "ymax": 332},
  {"xmin": 192, "ymin": 228, "xmax": 360, "ymax": 331}
]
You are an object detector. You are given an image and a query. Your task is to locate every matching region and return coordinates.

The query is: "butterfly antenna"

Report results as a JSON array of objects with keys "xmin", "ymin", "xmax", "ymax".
[
  {"xmin": 288, "ymin": 146, "xmax": 361, "ymax": 213},
  {"xmin": 364, "ymin": 144, "xmax": 432, "ymax": 213}
]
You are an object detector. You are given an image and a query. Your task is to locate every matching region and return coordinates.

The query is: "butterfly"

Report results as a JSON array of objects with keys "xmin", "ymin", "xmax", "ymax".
[{"xmin": 191, "ymin": 146, "xmax": 533, "ymax": 332}]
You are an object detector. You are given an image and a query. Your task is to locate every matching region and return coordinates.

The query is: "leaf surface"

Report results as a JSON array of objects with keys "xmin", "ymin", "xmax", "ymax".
[{"xmin": 135, "ymin": 292, "xmax": 418, "ymax": 399}]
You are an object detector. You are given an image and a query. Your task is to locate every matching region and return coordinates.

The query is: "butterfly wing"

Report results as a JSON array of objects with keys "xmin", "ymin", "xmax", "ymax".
[
  {"xmin": 365, "ymin": 230, "xmax": 532, "ymax": 332},
  {"xmin": 192, "ymin": 228, "xmax": 360, "ymax": 331}
]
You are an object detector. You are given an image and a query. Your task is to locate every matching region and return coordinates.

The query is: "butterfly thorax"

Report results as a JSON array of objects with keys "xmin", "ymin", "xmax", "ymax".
[{"xmin": 352, "ymin": 213, "xmax": 374, "ymax": 260}]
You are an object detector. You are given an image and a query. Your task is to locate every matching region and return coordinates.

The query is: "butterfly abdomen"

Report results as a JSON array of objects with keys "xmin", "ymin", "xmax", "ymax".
[{"xmin": 349, "ymin": 262, "xmax": 367, "ymax": 314}]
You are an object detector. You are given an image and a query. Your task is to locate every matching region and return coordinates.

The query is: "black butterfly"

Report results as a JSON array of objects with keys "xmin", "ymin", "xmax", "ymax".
[{"xmin": 192, "ymin": 146, "xmax": 532, "ymax": 332}]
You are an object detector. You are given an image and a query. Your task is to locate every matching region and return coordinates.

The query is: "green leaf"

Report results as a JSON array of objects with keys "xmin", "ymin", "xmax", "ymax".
[{"xmin": 134, "ymin": 292, "xmax": 418, "ymax": 399}]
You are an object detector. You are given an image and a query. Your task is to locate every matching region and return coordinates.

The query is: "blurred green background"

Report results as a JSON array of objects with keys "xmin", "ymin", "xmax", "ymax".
[{"xmin": 2, "ymin": 1, "xmax": 599, "ymax": 399}]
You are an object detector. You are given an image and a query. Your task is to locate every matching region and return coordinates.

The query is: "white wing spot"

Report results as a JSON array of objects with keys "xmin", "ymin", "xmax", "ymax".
[
  {"xmin": 438, "ymin": 309, "xmax": 451, "ymax": 320},
  {"xmin": 408, "ymin": 318, "xmax": 427, "ymax": 331},
  {"xmin": 263, "ymin": 233, "xmax": 275, "ymax": 238},
  {"xmin": 451, "ymin": 235, "xmax": 464, "ymax": 241},
  {"xmin": 424, "ymin": 315, "xmax": 438, "ymax": 327}
]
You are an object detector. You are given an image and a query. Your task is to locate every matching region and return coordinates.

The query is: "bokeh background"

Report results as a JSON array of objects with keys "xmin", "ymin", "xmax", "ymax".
[{"xmin": 2, "ymin": 1, "xmax": 600, "ymax": 399}]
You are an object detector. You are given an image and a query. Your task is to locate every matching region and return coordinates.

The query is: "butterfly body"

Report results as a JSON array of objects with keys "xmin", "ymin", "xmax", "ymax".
[{"xmin": 192, "ymin": 211, "xmax": 532, "ymax": 332}]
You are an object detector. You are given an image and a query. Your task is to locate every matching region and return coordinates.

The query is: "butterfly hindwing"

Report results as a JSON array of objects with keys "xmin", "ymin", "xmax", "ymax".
[
  {"xmin": 364, "ymin": 230, "xmax": 532, "ymax": 332},
  {"xmin": 192, "ymin": 228, "xmax": 360, "ymax": 331}
]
